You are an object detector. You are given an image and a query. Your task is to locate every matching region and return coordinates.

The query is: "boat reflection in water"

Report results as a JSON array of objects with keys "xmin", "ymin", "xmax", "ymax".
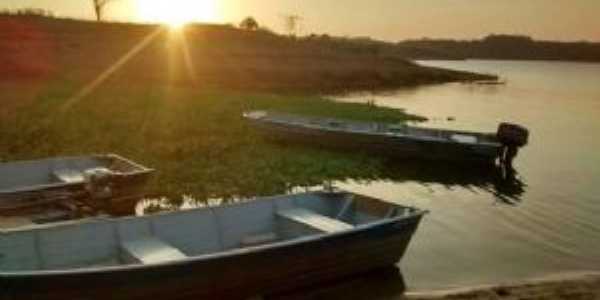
[
  {"xmin": 488, "ymin": 165, "xmax": 526, "ymax": 205},
  {"xmin": 138, "ymin": 160, "xmax": 526, "ymax": 216},
  {"xmin": 377, "ymin": 160, "xmax": 526, "ymax": 205}
]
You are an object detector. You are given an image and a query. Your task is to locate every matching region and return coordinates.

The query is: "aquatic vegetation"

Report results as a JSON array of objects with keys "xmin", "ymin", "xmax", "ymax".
[{"xmin": 0, "ymin": 83, "xmax": 423, "ymax": 202}]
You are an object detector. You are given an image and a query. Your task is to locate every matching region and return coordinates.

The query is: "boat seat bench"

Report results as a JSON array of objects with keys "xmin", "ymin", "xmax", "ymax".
[
  {"xmin": 120, "ymin": 237, "xmax": 187, "ymax": 265},
  {"xmin": 52, "ymin": 169, "xmax": 85, "ymax": 183},
  {"xmin": 240, "ymin": 232, "xmax": 278, "ymax": 247},
  {"xmin": 277, "ymin": 208, "xmax": 353, "ymax": 233}
]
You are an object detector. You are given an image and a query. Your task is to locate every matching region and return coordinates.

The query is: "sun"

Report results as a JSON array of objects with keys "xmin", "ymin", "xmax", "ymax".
[{"xmin": 136, "ymin": 0, "xmax": 219, "ymax": 28}]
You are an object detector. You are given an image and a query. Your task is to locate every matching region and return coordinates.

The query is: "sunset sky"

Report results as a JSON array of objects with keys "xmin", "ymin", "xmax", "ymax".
[{"xmin": 3, "ymin": 0, "xmax": 600, "ymax": 42}]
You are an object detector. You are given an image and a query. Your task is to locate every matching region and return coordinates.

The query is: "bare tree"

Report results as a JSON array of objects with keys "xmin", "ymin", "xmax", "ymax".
[
  {"xmin": 92, "ymin": 0, "xmax": 115, "ymax": 21},
  {"xmin": 239, "ymin": 17, "xmax": 259, "ymax": 31}
]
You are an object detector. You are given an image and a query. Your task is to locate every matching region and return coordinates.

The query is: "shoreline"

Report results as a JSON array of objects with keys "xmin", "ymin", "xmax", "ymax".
[
  {"xmin": 277, "ymin": 270, "xmax": 600, "ymax": 300},
  {"xmin": 406, "ymin": 271, "xmax": 600, "ymax": 300}
]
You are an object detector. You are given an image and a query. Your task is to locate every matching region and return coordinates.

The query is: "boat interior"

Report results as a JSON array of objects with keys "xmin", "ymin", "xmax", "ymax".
[
  {"xmin": 0, "ymin": 155, "xmax": 150, "ymax": 193},
  {"xmin": 252, "ymin": 111, "xmax": 499, "ymax": 145},
  {"xmin": 0, "ymin": 191, "xmax": 419, "ymax": 273}
]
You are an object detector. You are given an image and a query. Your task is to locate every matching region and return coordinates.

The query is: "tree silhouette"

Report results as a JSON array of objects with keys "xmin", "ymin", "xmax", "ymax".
[
  {"xmin": 92, "ymin": 0, "xmax": 115, "ymax": 21},
  {"xmin": 239, "ymin": 17, "xmax": 259, "ymax": 31}
]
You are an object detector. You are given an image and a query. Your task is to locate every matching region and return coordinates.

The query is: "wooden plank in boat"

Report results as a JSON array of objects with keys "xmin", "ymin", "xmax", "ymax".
[
  {"xmin": 121, "ymin": 237, "xmax": 187, "ymax": 264},
  {"xmin": 277, "ymin": 208, "xmax": 353, "ymax": 233}
]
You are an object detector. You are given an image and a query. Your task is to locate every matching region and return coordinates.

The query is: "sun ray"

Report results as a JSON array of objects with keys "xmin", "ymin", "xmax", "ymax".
[
  {"xmin": 61, "ymin": 27, "xmax": 164, "ymax": 111},
  {"xmin": 179, "ymin": 30, "xmax": 198, "ymax": 85}
]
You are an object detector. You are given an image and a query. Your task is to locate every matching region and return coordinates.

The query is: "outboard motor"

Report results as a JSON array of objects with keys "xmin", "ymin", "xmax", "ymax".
[
  {"xmin": 496, "ymin": 123, "xmax": 529, "ymax": 167},
  {"xmin": 497, "ymin": 123, "xmax": 529, "ymax": 147},
  {"xmin": 83, "ymin": 168, "xmax": 114, "ymax": 200}
]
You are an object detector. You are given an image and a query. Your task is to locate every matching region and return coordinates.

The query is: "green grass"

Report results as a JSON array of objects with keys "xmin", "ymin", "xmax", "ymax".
[{"xmin": 0, "ymin": 83, "xmax": 424, "ymax": 202}]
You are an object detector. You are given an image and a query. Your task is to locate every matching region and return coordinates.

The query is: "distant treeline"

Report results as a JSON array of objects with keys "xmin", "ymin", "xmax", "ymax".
[
  {"xmin": 0, "ymin": 8, "xmax": 54, "ymax": 17},
  {"xmin": 395, "ymin": 35, "xmax": 600, "ymax": 62},
  {"xmin": 3, "ymin": 10, "xmax": 596, "ymax": 62},
  {"xmin": 297, "ymin": 34, "xmax": 600, "ymax": 62}
]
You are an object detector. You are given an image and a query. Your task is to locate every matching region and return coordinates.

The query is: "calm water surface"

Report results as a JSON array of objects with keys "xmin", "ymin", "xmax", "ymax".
[{"xmin": 332, "ymin": 60, "xmax": 600, "ymax": 290}]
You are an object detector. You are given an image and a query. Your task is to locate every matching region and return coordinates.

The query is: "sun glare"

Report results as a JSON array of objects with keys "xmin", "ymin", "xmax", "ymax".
[{"xmin": 137, "ymin": 0, "xmax": 219, "ymax": 28}]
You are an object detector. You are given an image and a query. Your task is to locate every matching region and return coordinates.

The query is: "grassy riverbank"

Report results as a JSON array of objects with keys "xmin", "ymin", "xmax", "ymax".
[
  {"xmin": 0, "ymin": 82, "xmax": 426, "ymax": 201},
  {"xmin": 0, "ymin": 15, "xmax": 500, "ymax": 203},
  {"xmin": 0, "ymin": 15, "xmax": 502, "ymax": 203}
]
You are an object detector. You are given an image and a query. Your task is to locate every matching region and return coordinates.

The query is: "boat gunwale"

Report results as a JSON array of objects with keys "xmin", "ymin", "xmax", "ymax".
[
  {"xmin": 0, "ymin": 190, "xmax": 427, "ymax": 277},
  {"xmin": 0, "ymin": 153, "xmax": 154, "ymax": 195},
  {"xmin": 244, "ymin": 111, "xmax": 501, "ymax": 147}
]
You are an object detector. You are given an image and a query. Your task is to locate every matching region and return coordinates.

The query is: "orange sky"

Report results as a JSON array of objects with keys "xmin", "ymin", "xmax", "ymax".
[{"xmin": 3, "ymin": 0, "xmax": 600, "ymax": 42}]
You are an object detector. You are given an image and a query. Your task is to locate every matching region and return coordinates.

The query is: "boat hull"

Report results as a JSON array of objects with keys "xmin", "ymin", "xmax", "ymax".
[
  {"xmin": 0, "ymin": 154, "xmax": 153, "ymax": 214},
  {"xmin": 251, "ymin": 119, "xmax": 502, "ymax": 164},
  {"xmin": 1, "ymin": 215, "xmax": 423, "ymax": 299}
]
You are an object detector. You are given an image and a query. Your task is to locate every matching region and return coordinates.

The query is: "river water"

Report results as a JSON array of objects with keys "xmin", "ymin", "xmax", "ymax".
[{"xmin": 331, "ymin": 60, "xmax": 600, "ymax": 290}]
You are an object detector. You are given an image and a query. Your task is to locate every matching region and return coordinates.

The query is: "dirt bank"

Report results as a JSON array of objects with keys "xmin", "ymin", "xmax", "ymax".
[
  {"xmin": 407, "ymin": 272, "xmax": 600, "ymax": 300},
  {"xmin": 0, "ymin": 15, "xmax": 494, "ymax": 92},
  {"xmin": 278, "ymin": 271, "xmax": 600, "ymax": 300}
]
